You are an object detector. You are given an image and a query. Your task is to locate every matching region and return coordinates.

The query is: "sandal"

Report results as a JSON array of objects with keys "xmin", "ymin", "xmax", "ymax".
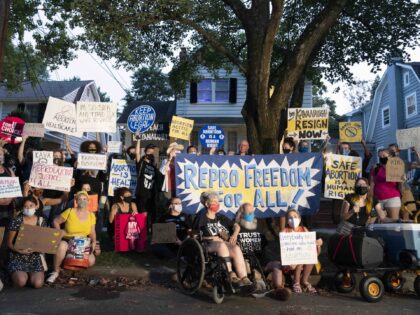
[
  {"xmin": 302, "ymin": 282, "xmax": 317, "ymax": 294},
  {"xmin": 238, "ymin": 277, "xmax": 252, "ymax": 287},
  {"xmin": 229, "ymin": 271, "xmax": 240, "ymax": 283},
  {"xmin": 292, "ymin": 282, "xmax": 302, "ymax": 293}
]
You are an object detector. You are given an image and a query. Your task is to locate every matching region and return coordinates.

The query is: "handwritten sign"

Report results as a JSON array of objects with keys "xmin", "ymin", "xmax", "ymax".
[
  {"xmin": 29, "ymin": 163, "xmax": 73, "ymax": 192},
  {"xmin": 77, "ymin": 153, "xmax": 107, "ymax": 170},
  {"xmin": 108, "ymin": 159, "xmax": 137, "ymax": 196},
  {"xmin": 33, "ymin": 151, "xmax": 53, "ymax": 165},
  {"xmin": 169, "ymin": 116, "xmax": 194, "ymax": 141},
  {"xmin": 396, "ymin": 127, "xmax": 420, "ymax": 150},
  {"xmin": 324, "ymin": 154, "xmax": 362, "ymax": 200},
  {"xmin": 15, "ymin": 224, "xmax": 63, "ymax": 254},
  {"xmin": 22, "ymin": 123, "xmax": 45, "ymax": 138},
  {"xmin": 152, "ymin": 223, "xmax": 177, "ymax": 244},
  {"xmin": 339, "ymin": 121, "xmax": 362, "ymax": 142},
  {"xmin": 386, "ymin": 157, "xmax": 406, "ymax": 182},
  {"xmin": 74, "ymin": 194, "xmax": 98, "ymax": 212},
  {"xmin": 287, "ymin": 108, "xmax": 329, "ymax": 140},
  {"xmin": 0, "ymin": 177, "xmax": 22, "ymax": 198},
  {"xmin": 107, "ymin": 141, "xmax": 122, "ymax": 154},
  {"xmin": 127, "ymin": 105, "xmax": 156, "ymax": 133},
  {"xmin": 279, "ymin": 232, "xmax": 317, "ymax": 265},
  {"xmin": 76, "ymin": 102, "xmax": 117, "ymax": 133},
  {"xmin": 43, "ymin": 97, "xmax": 80, "ymax": 137}
]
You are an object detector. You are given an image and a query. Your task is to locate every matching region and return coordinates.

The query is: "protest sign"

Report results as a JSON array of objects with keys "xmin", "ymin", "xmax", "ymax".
[
  {"xmin": 287, "ymin": 108, "xmax": 329, "ymax": 140},
  {"xmin": 131, "ymin": 123, "xmax": 169, "ymax": 142},
  {"xmin": 199, "ymin": 125, "xmax": 225, "ymax": 148},
  {"xmin": 175, "ymin": 153, "xmax": 324, "ymax": 218},
  {"xmin": 386, "ymin": 157, "xmax": 406, "ymax": 182},
  {"xmin": 0, "ymin": 116, "xmax": 25, "ymax": 144},
  {"xmin": 43, "ymin": 97, "xmax": 80, "ymax": 137},
  {"xmin": 324, "ymin": 154, "xmax": 362, "ymax": 200},
  {"xmin": 77, "ymin": 153, "xmax": 107, "ymax": 171},
  {"xmin": 279, "ymin": 232, "xmax": 317, "ymax": 265},
  {"xmin": 108, "ymin": 159, "xmax": 137, "ymax": 196},
  {"xmin": 29, "ymin": 163, "xmax": 73, "ymax": 192},
  {"xmin": 76, "ymin": 102, "xmax": 117, "ymax": 133},
  {"xmin": 74, "ymin": 194, "xmax": 99, "ymax": 212},
  {"xmin": 127, "ymin": 105, "xmax": 156, "ymax": 133},
  {"xmin": 396, "ymin": 127, "xmax": 420, "ymax": 150},
  {"xmin": 339, "ymin": 121, "xmax": 362, "ymax": 142},
  {"xmin": 0, "ymin": 227, "xmax": 4, "ymax": 246},
  {"xmin": 14, "ymin": 224, "xmax": 63, "ymax": 254},
  {"xmin": 22, "ymin": 123, "xmax": 45, "ymax": 138},
  {"xmin": 152, "ymin": 223, "xmax": 177, "ymax": 244},
  {"xmin": 0, "ymin": 177, "xmax": 22, "ymax": 198},
  {"xmin": 114, "ymin": 214, "xmax": 147, "ymax": 252},
  {"xmin": 107, "ymin": 141, "xmax": 122, "ymax": 154},
  {"xmin": 169, "ymin": 116, "xmax": 194, "ymax": 141},
  {"xmin": 33, "ymin": 151, "xmax": 53, "ymax": 165}
]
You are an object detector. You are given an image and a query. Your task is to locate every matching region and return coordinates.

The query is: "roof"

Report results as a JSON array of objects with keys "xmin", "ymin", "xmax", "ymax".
[
  {"xmin": 344, "ymin": 101, "xmax": 373, "ymax": 117},
  {"xmin": 0, "ymin": 80, "xmax": 94, "ymax": 102},
  {"xmin": 408, "ymin": 62, "xmax": 420, "ymax": 80},
  {"xmin": 117, "ymin": 101, "xmax": 176, "ymax": 124}
]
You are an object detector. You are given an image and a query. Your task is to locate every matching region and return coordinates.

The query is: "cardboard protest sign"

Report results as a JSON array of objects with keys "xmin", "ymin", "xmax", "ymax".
[
  {"xmin": 127, "ymin": 105, "xmax": 156, "ymax": 133},
  {"xmin": 108, "ymin": 159, "xmax": 137, "ymax": 196},
  {"xmin": 0, "ymin": 227, "xmax": 4, "ymax": 246},
  {"xmin": 0, "ymin": 177, "xmax": 22, "ymax": 198},
  {"xmin": 22, "ymin": 123, "xmax": 45, "ymax": 138},
  {"xmin": 287, "ymin": 108, "xmax": 329, "ymax": 140},
  {"xmin": 33, "ymin": 151, "xmax": 53, "ymax": 165},
  {"xmin": 29, "ymin": 163, "xmax": 73, "ymax": 192},
  {"xmin": 339, "ymin": 121, "xmax": 362, "ymax": 142},
  {"xmin": 0, "ymin": 116, "xmax": 25, "ymax": 144},
  {"xmin": 279, "ymin": 232, "xmax": 317, "ymax": 265},
  {"xmin": 76, "ymin": 102, "xmax": 117, "ymax": 133},
  {"xmin": 324, "ymin": 154, "xmax": 362, "ymax": 200},
  {"xmin": 43, "ymin": 97, "xmax": 80, "ymax": 137},
  {"xmin": 152, "ymin": 223, "xmax": 177, "ymax": 244},
  {"xmin": 107, "ymin": 141, "xmax": 122, "ymax": 154},
  {"xmin": 396, "ymin": 127, "xmax": 420, "ymax": 150},
  {"xmin": 74, "ymin": 194, "xmax": 98, "ymax": 212},
  {"xmin": 114, "ymin": 213, "xmax": 147, "ymax": 252},
  {"xmin": 14, "ymin": 224, "xmax": 63, "ymax": 254},
  {"xmin": 199, "ymin": 125, "xmax": 225, "ymax": 148},
  {"xmin": 77, "ymin": 153, "xmax": 107, "ymax": 171},
  {"xmin": 169, "ymin": 116, "xmax": 194, "ymax": 141},
  {"xmin": 386, "ymin": 157, "xmax": 406, "ymax": 182},
  {"xmin": 175, "ymin": 153, "xmax": 324, "ymax": 218}
]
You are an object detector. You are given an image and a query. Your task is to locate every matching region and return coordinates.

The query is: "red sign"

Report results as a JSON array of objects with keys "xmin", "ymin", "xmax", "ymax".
[
  {"xmin": 0, "ymin": 116, "xmax": 25, "ymax": 144},
  {"xmin": 114, "ymin": 213, "xmax": 147, "ymax": 252}
]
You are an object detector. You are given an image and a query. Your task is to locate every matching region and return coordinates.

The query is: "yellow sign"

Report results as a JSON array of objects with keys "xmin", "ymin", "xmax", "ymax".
[
  {"xmin": 339, "ymin": 122, "xmax": 362, "ymax": 142},
  {"xmin": 169, "ymin": 116, "xmax": 194, "ymax": 141},
  {"xmin": 287, "ymin": 108, "xmax": 329, "ymax": 140}
]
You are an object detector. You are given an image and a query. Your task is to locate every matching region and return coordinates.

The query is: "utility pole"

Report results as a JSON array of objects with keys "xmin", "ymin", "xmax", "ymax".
[{"xmin": 0, "ymin": 0, "xmax": 11, "ymax": 82}]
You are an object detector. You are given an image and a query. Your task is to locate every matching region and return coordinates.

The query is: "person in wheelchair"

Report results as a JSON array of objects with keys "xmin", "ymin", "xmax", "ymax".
[{"xmin": 194, "ymin": 191, "xmax": 252, "ymax": 287}]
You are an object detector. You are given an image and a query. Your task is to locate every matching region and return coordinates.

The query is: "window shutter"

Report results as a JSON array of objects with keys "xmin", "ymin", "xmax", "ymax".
[
  {"xmin": 190, "ymin": 81, "xmax": 197, "ymax": 103},
  {"xmin": 38, "ymin": 103, "xmax": 47, "ymax": 123},
  {"xmin": 229, "ymin": 78, "xmax": 237, "ymax": 103}
]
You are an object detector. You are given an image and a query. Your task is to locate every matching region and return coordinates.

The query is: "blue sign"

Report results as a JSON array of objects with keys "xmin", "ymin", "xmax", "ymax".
[
  {"xmin": 199, "ymin": 125, "xmax": 225, "ymax": 148},
  {"xmin": 127, "ymin": 105, "xmax": 156, "ymax": 133}
]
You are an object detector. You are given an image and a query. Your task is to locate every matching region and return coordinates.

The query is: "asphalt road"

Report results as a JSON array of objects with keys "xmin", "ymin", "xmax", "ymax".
[{"xmin": 0, "ymin": 285, "xmax": 419, "ymax": 315}]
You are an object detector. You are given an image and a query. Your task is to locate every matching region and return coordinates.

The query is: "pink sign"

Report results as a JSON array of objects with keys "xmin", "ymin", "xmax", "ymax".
[
  {"xmin": 114, "ymin": 213, "xmax": 147, "ymax": 252},
  {"xmin": 0, "ymin": 116, "xmax": 25, "ymax": 144}
]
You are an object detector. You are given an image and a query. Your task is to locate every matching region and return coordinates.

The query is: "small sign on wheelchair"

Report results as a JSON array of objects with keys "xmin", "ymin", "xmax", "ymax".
[
  {"xmin": 127, "ymin": 105, "xmax": 156, "ymax": 133},
  {"xmin": 199, "ymin": 125, "xmax": 225, "ymax": 148},
  {"xmin": 279, "ymin": 232, "xmax": 317, "ymax": 265}
]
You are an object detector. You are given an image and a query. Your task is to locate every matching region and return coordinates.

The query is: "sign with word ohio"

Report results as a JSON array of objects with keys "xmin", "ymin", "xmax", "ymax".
[
  {"xmin": 127, "ymin": 105, "xmax": 156, "ymax": 133},
  {"xmin": 199, "ymin": 125, "xmax": 225, "ymax": 148},
  {"xmin": 287, "ymin": 108, "xmax": 329, "ymax": 140}
]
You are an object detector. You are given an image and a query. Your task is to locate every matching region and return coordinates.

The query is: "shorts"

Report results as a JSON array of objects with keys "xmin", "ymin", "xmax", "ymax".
[{"xmin": 378, "ymin": 197, "xmax": 401, "ymax": 208}]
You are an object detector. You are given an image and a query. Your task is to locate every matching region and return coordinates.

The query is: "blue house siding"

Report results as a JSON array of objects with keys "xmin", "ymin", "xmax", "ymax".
[
  {"xmin": 371, "ymin": 84, "xmax": 393, "ymax": 154},
  {"xmin": 402, "ymin": 70, "xmax": 420, "ymax": 128}
]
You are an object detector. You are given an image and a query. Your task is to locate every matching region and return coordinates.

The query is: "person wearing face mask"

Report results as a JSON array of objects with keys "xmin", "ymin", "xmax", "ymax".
[
  {"xmin": 6, "ymin": 196, "xmax": 47, "ymax": 289},
  {"xmin": 298, "ymin": 141, "xmax": 310, "ymax": 153},
  {"xmin": 126, "ymin": 146, "xmax": 136, "ymax": 161},
  {"xmin": 193, "ymin": 191, "xmax": 252, "ymax": 287},
  {"xmin": 282, "ymin": 138, "xmax": 296, "ymax": 154},
  {"xmin": 17, "ymin": 135, "xmax": 34, "ymax": 182},
  {"xmin": 370, "ymin": 149, "xmax": 402, "ymax": 220},
  {"xmin": 0, "ymin": 146, "xmax": 15, "ymax": 225},
  {"xmin": 47, "ymin": 191, "xmax": 98, "ymax": 284},
  {"xmin": 108, "ymin": 187, "xmax": 138, "ymax": 240},
  {"xmin": 152, "ymin": 197, "xmax": 192, "ymax": 259},
  {"xmin": 186, "ymin": 145, "xmax": 198, "ymax": 155}
]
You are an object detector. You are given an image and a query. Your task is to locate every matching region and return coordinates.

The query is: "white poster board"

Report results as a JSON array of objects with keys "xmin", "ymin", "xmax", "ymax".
[
  {"xmin": 77, "ymin": 153, "xmax": 107, "ymax": 170},
  {"xmin": 279, "ymin": 232, "xmax": 317, "ymax": 265},
  {"xmin": 22, "ymin": 123, "xmax": 45, "ymax": 138},
  {"xmin": 42, "ymin": 97, "xmax": 81, "ymax": 137},
  {"xmin": 33, "ymin": 151, "xmax": 53, "ymax": 165},
  {"xmin": 107, "ymin": 141, "xmax": 122, "ymax": 154},
  {"xmin": 0, "ymin": 177, "xmax": 23, "ymax": 198},
  {"xmin": 28, "ymin": 163, "xmax": 73, "ymax": 192},
  {"xmin": 76, "ymin": 102, "xmax": 117, "ymax": 133},
  {"xmin": 396, "ymin": 127, "xmax": 420, "ymax": 150}
]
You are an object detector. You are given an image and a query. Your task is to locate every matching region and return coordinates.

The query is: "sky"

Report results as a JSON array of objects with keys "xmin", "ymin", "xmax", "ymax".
[{"xmin": 54, "ymin": 47, "xmax": 420, "ymax": 115}]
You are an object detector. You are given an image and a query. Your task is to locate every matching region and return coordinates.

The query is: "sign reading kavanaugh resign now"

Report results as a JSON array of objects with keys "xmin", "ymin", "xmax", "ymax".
[
  {"xmin": 175, "ymin": 153, "xmax": 324, "ymax": 218},
  {"xmin": 287, "ymin": 108, "xmax": 329, "ymax": 140}
]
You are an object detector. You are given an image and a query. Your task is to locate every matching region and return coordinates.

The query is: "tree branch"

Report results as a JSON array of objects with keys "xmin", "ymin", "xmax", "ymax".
[
  {"xmin": 342, "ymin": 9, "xmax": 376, "ymax": 35},
  {"xmin": 222, "ymin": 0, "xmax": 249, "ymax": 25}
]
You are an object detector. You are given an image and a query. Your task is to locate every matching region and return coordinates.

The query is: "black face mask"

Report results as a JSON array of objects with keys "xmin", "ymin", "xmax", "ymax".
[
  {"xmin": 128, "ymin": 153, "xmax": 136, "ymax": 160},
  {"xmin": 53, "ymin": 158, "xmax": 63, "ymax": 166},
  {"xmin": 145, "ymin": 154, "xmax": 155, "ymax": 163},
  {"xmin": 355, "ymin": 186, "xmax": 369, "ymax": 196},
  {"xmin": 379, "ymin": 157, "xmax": 388, "ymax": 165},
  {"xmin": 283, "ymin": 148, "xmax": 291, "ymax": 154},
  {"xmin": 123, "ymin": 196, "xmax": 132, "ymax": 203}
]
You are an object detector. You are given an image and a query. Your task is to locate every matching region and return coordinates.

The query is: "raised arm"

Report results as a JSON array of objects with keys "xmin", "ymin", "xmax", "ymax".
[{"xmin": 18, "ymin": 135, "xmax": 28, "ymax": 164}]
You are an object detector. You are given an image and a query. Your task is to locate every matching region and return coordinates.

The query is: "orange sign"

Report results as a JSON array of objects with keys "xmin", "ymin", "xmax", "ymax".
[{"xmin": 74, "ymin": 194, "xmax": 99, "ymax": 212}]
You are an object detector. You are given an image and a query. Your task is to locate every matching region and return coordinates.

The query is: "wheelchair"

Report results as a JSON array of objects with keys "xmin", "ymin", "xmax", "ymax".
[{"xmin": 176, "ymin": 234, "xmax": 269, "ymax": 304}]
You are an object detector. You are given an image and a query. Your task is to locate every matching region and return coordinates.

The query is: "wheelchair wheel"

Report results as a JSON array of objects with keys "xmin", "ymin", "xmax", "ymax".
[
  {"xmin": 383, "ymin": 271, "xmax": 404, "ymax": 292},
  {"xmin": 359, "ymin": 276, "xmax": 384, "ymax": 303},
  {"xmin": 334, "ymin": 271, "xmax": 356, "ymax": 293},
  {"xmin": 212, "ymin": 285, "xmax": 225, "ymax": 304},
  {"xmin": 414, "ymin": 275, "xmax": 420, "ymax": 298},
  {"xmin": 177, "ymin": 238, "xmax": 205, "ymax": 295}
]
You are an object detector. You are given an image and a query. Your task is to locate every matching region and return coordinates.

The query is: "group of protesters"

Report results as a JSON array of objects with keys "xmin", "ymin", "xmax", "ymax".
[{"xmin": 0, "ymin": 131, "xmax": 419, "ymax": 300}]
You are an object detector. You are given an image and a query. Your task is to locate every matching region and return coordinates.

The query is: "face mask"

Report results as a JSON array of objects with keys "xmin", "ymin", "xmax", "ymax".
[
  {"xmin": 379, "ymin": 157, "xmax": 388, "ymax": 165},
  {"xmin": 146, "ymin": 154, "xmax": 155, "ymax": 163},
  {"xmin": 299, "ymin": 147, "xmax": 309, "ymax": 153},
  {"xmin": 283, "ymin": 148, "xmax": 291, "ymax": 154},
  {"xmin": 129, "ymin": 153, "xmax": 136, "ymax": 160},
  {"xmin": 123, "ymin": 196, "xmax": 132, "ymax": 203},
  {"xmin": 355, "ymin": 186, "xmax": 369, "ymax": 195},
  {"xmin": 218, "ymin": 153, "xmax": 224, "ymax": 156},
  {"xmin": 53, "ymin": 158, "xmax": 63, "ymax": 166},
  {"xmin": 23, "ymin": 208, "xmax": 36, "ymax": 217},
  {"xmin": 189, "ymin": 152, "xmax": 197, "ymax": 155},
  {"xmin": 341, "ymin": 149, "xmax": 350, "ymax": 156},
  {"xmin": 77, "ymin": 200, "xmax": 89, "ymax": 208},
  {"xmin": 243, "ymin": 213, "xmax": 255, "ymax": 222},
  {"xmin": 208, "ymin": 203, "xmax": 220, "ymax": 213},
  {"xmin": 288, "ymin": 217, "xmax": 301, "ymax": 229},
  {"xmin": 173, "ymin": 204, "xmax": 183, "ymax": 212},
  {"xmin": 88, "ymin": 149, "xmax": 97, "ymax": 153}
]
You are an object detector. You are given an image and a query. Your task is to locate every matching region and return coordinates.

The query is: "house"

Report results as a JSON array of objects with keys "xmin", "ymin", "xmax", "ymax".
[
  {"xmin": 344, "ymin": 58, "xmax": 420, "ymax": 164},
  {"xmin": 0, "ymin": 80, "xmax": 119, "ymax": 152}
]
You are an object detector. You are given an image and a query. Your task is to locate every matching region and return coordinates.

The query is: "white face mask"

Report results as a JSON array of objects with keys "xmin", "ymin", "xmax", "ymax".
[
  {"xmin": 288, "ymin": 217, "xmax": 301, "ymax": 229},
  {"xmin": 173, "ymin": 204, "xmax": 183, "ymax": 212},
  {"xmin": 23, "ymin": 208, "xmax": 36, "ymax": 217}
]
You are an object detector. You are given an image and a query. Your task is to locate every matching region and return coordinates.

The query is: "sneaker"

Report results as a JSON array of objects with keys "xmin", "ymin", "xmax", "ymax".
[{"xmin": 46, "ymin": 272, "xmax": 59, "ymax": 284}]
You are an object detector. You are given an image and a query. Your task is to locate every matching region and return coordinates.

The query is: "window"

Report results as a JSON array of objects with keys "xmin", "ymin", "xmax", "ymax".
[
  {"xmin": 215, "ymin": 79, "xmax": 229, "ymax": 102},
  {"xmin": 405, "ymin": 92, "xmax": 417, "ymax": 118},
  {"xmin": 83, "ymin": 132, "xmax": 88, "ymax": 138},
  {"xmin": 382, "ymin": 106, "xmax": 390, "ymax": 128},
  {"xmin": 25, "ymin": 104, "xmax": 39, "ymax": 123},
  {"xmin": 404, "ymin": 72, "xmax": 410, "ymax": 87},
  {"xmin": 227, "ymin": 131, "xmax": 237, "ymax": 152},
  {"xmin": 197, "ymin": 79, "xmax": 212, "ymax": 103},
  {"xmin": 196, "ymin": 79, "xmax": 229, "ymax": 103}
]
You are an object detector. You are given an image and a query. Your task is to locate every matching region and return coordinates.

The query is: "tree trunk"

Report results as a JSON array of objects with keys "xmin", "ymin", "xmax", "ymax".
[{"xmin": 0, "ymin": 0, "xmax": 11, "ymax": 82}]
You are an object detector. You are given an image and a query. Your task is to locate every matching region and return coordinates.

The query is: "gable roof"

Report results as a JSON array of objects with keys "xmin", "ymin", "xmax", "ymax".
[
  {"xmin": 117, "ymin": 101, "xmax": 176, "ymax": 124},
  {"xmin": 0, "ymin": 80, "xmax": 94, "ymax": 102},
  {"xmin": 408, "ymin": 62, "xmax": 420, "ymax": 80}
]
